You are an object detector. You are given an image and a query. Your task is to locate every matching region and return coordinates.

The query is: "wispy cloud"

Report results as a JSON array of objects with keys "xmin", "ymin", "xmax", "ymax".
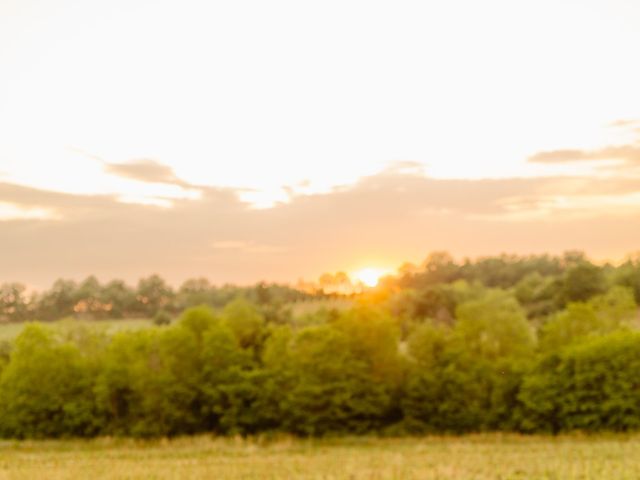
[
  {"xmin": 3, "ymin": 162, "xmax": 640, "ymax": 288},
  {"xmin": 104, "ymin": 159, "xmax": 192, "ymax": 188},
  {"xmin": 529, "ymin": 145, "xmax": 640, "ymax": 166},
  {"xmin": 212, "ymin": 240, "xmax": 286, "ymax": 254},
  {"xmin": 0, "ymin": 202, "xmax": 57, "ymax": 221}
]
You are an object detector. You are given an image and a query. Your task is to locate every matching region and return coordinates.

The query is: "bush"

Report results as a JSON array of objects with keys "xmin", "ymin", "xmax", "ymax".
[{"xmin": 153, "ymin": 310, "xmax": 173, "ymax": 326}]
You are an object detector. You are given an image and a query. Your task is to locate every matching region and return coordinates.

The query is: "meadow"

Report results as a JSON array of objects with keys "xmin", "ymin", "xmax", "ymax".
[
  {"xmin": 0, "ymin": 434, "xmax": 638, "ymax": 479},
  {"xmin": 0, "ymin": 318, "xmax": 152, "ymax": 342}
]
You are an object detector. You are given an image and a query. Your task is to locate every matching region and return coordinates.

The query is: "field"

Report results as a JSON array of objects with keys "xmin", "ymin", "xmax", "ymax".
[
  {"xmin": 0, "ymin": 297, "xmax": 352, "ymax": 342},
  {"xmin": 0, "ymin": 318, "xmax": 152, "ymax": 342},
  {"xmin": 0, "ymin": 435, "xmax": 638, "ymax": 479}
]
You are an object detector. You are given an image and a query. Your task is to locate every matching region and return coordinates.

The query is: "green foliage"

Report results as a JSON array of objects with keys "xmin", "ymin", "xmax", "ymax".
[
  {"xmin": 153, "ymin": 310, "xmax": 172, "ymax": 326},
  {"xmin": 221, "ymin": 297, "xmax": 266, "ymax": 351},
  {"xmin": 178, "ymin": 305, "xmax": 218, "ymax": 339},
  {"xmin": 557, "ymin": 261, "xmax": 607, "ymax": 305},
  {"xmin": 0, "ymin": 324, "xmax": 102, "ymax": 438},
  {"xmin": 454, "ymin": 290, "xmax": 535, "ymax": 361},
  {"xmin": 520, "ymin": 332, "xmax": 640, "ymax": 432},
  {"xmin": 514, "ymin": 272, "xmax": 558, "ymax": 319},
  {"xmin": 136, "ymin": 275, "xmax": 174, "ymax": 317},
  {"xmin": 283, "ymin": 325, "xmax": 393, "ymax": 435},
  {"xmin": 540, "ymin": 286, "xmax": 637, "ymax": 352},
  {"xmin": 402, "ymin": 309, "xmax": 533, "ymax": 433},
  {"xmin": 0, "ymin": 283, "xmax": 30, "ymax": 322},
  {"xmin": 0, "ymin": 252, "xmax": 639, "ymax": 439},
  {"xmin": 94, "ymin": 328, "xmax": 202, "ymax": 437},
  {"xmin": 199, "ymin": 322, "xmax": 253, "ymax": 433}
]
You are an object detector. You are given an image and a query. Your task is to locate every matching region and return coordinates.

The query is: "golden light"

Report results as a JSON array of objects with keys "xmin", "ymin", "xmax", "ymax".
[{"xmin": 353, "ymin": 268, "xmax": 389, "ymax": 288}]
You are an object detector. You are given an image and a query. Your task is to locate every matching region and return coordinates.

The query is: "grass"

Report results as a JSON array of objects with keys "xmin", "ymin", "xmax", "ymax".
[
  {"xmin": 289, "ymin": 298, "xmax": 354, "ymax": 317},
  {"xmin": 0, "ymin": 434, "xmax": 638, "ymax": 479},
  {"xmin": 0, "ymin": 318, "xmax": 153, "ymax": 342}
]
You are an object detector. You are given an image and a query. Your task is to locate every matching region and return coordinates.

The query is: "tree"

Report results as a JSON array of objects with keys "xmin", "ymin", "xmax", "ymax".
[
  {"xmin": 101, "ymin": 279, "xmax": 136, "ymax": 318},
  {"xmin": 540, "ymin": 286, "xmax": 636, "ymax": 352},
  {"xmin": 36, "ymin": 279, "xmax": 77, "ymax": 321},
  {"xmin": 94, "ymin": 327, "xmax": 201, "ymax": 436},
  {"xmin": 0, "ymin": 324, "xmax": 102, "ymax": 438},
  {"xmin": 199, "ymin": 322, "xmax": 253, "ymax": 433},
  {"xmin": 283, "ymin": 325, "xmax": 392, "ymax": 435},
  {"xmin": 177, "ymin": 278, "xmax": 214, "ymax": 310},
  {"xmin": 557, "ymin": 261, "xmax": 606, "ymax": 305},
  {"xmin": 520, "ymin": 332, "xmax": 640, "ymax": 432},
  {"xmin": 73, "ymin": 276, "xmax": 104, "ymax": 319},
  {"xmin": 454, "ymin": 290, "xmax": 535, "ymax": 361},
  {"xmin": 135, "ymin": 275, "xmax": 174, "ymax": 317},
  {"xmin": 0, "ymin": 283, "xmax": 29, "ymax": 322},
  {"xmin": 221, "ymin": 297, "xmax": 266, "ymax": 352}
]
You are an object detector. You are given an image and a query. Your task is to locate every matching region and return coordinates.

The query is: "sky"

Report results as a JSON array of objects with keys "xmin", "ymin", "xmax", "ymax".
[{"xmin": 2, "ymin": 0, "xmax": 640, "ymax": 289}]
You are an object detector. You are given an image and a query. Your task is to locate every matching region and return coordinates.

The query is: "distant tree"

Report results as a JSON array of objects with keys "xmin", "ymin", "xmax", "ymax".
[
  {"xmin": 73, "ymin": 276, "xmax": 105, "ymax": 319},
  {"xmin": 36, "ymin": 279, "xmax": 77, "ymax": 321},
  {"xmin": 0, "ymin": 283, "xmax": 29, "ymax": 322},
  {"xmin": 101, "ymin": 279, "xmax": 136, "ymax": 318},
  {"xmin": 153, "ymin": 310, "xmax": 172, "ymax": 326},
  {"xmin": 177, "ymin": 278, "xmax": 213, "ymax": 310},
  {"xmin": 135, "ymin": 275, "xmax": 174, "ymax": 317},
  {"xmin": 613, "ymin": 257, "xmax": 640, "ymax": 303}
]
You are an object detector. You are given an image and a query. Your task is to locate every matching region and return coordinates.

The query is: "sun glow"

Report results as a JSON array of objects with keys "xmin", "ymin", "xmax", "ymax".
[{"xmin": 353, "ymin": 267, "xmax": 390, "ymax": 288}]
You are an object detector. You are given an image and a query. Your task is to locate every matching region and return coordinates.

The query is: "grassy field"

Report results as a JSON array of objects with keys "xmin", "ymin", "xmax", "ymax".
[
  {"xmin": 0, "ymin": 318, "xmax": 153, "ymax": 342},
  {"xmin": 289, "ymin": 298, "xmax": 354, "ymax": 318},
  {"xmin": 0, "ymin": 435, "xmax": 638, "ymax": 479},
  {"xmin": 0, "ymin": 298, "xmax": 355, "ymax": 342}
]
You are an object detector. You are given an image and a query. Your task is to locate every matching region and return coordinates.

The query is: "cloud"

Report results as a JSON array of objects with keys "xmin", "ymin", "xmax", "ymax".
[
  {"xmin": 2, "ymin": 167, "xmax": 640, "ymax": 289},
  {"xmin": 104, "ymin": 159, "xmax": 192, "ymax": 188},
  {"xmin": 529, "ymin": 145, "xmax": 640, "ymax": 167},
  {"xmin": 608, "ymin": 119, "xmax": 640, "ymax": 128},
  {"xmin": 0, "ymin": 202, "xmax": 56, "ymax": 221},
  {"xmin": 211, "ymin": 240, "xmax": 286, "ymax": 254}
]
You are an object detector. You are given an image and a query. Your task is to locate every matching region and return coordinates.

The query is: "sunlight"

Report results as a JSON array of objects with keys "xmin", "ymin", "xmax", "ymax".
[{"xmin": 353, "ymin": 267, "xmax": 389, "ymax": 288}]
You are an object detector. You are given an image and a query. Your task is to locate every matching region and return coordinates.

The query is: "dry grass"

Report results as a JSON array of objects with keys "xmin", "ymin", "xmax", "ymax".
[{"xmin": 0, "ymin": 434, "xmax": 638, "ymax": 479}]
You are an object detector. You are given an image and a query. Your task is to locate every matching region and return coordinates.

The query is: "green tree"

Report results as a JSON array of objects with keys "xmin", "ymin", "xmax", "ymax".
[
  {"xmin": 557, "ymin": 261, "xmax": 607, "ymax": 305},
  {"xmin": 221, "ymin": 297, "xmax": 266, "ymax": 352},
  {"xmin": 0, "ymin": 283, "xmax": 30, "ymax": 322},
  {"xmin": 101, "ymin": 279, "xmax": 136, "ymax": 318},
  {"xmin": 454, "ymin": 290, "xmax": 535, "ymax": 361},
  {"xmin": 136, "ymin": 274, "xmax": 174, "ymax": 317},
  {"xmin": 94, "ymin": 327, "xmax": 201, "ymax": 436},
  {"xmin": 540, "ymin": 287, "xmax": 636, "ymax": 352},
  {"xmin": 520, "ymin": 332, "xmax": 640, "ymax": 432},
  {"xmin": 199, "ymin": 321, "xmax": 254, "ymax": 433},
  {"xmin": 177, "ymin": 278, "xmax": 214, "ymax": 310},
  {"xmin": 284, "ymin": 325, "xmax": 392, "ymax": 435},
  {"xmin": 0, "ymin": 324, "xmax": 102, "ymax": 438},
  {"xmin": 36, "ymin": 279, "xmax": 77, "ymax": 321}
]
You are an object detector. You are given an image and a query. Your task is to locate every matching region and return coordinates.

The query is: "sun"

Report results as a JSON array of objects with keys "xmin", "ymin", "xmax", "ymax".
[{"xmin": 353, "ymin": 267, "xmax": 389, "ymax": 288}]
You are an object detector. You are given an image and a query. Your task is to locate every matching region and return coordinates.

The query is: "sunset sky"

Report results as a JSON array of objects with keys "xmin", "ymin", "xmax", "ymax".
[{"xmin": 2, "ymin": 0, "xmax": 640, "ymax": 289}]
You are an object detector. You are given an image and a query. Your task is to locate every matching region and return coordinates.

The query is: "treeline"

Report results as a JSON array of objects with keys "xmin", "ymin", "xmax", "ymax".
[
  {"xmin": 0, "ymin": 251, "xmax": 639, "ymax": 438},
  {"xmin": 0, "ymin": 276, "xmax": 310, "ymax": 323}
]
